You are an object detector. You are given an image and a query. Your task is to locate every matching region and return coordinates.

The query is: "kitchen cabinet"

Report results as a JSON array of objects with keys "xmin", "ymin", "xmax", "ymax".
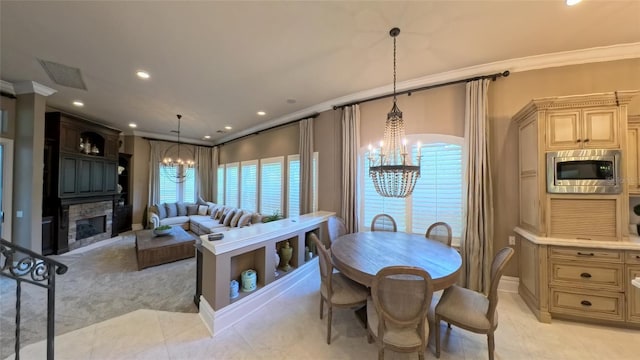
[
  {"xmin": 513, "ymin": 91, "xmax": 637, "ymax": 240},
  {"xmin": 545, "ymin": 107, "xmax": 620, "ymax": 150},
  {"xmin": 626, "ymin": 115, "xmax": 640, "ymax": 194}
]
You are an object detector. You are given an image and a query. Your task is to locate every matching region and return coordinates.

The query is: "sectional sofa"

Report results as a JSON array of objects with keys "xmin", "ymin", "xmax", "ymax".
[{"xmin": 148, "ymin": 201, "xmax": 264, "ymax": 235}]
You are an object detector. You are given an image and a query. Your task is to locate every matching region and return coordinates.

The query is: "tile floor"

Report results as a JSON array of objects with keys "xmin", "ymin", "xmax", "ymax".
[{"xmin": 8, "ymin": 268, "xmax": 640, "ymax": 360}]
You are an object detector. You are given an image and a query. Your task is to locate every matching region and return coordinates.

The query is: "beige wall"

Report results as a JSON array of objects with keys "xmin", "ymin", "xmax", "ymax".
[
  {"xmin": 131, "ymin": 136, "xmax": 150, "ymax": 225},
  {"xmin": 490, "ymin": 58, "xmax": 640, "ymax": 276},
  {"xmin": 219, "ymin": 122, "xmax": 299, "ymax": 164}
]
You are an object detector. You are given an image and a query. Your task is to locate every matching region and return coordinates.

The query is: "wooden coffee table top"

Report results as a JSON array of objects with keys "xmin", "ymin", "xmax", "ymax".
[{"xmin": 136, "ymin": 226, "xmax": 195, "ymax": 250}]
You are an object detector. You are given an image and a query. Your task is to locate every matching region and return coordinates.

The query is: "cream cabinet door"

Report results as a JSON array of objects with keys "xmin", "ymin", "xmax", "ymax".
[
  {"xmin": 546, "ymin": 110, "xmax": 580, "ymax": 150},
  {"xmin": 582, "ymin": 108, "xmax": 619, "ymax": 149},
  {"xmin": 627, "ymin": 265, "xmax": 640, "ymax": 323},
  {"xmin": 628, "ymin": 127, "xmax": 639, "ymax": 193}
]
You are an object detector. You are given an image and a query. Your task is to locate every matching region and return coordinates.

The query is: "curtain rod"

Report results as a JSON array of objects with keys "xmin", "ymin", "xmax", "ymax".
[
  {"xmin": 217, "ymin": 112, "xmax": 319, "ymax": 147},
  {"xmin": 332, "ymin": 70, "xmax": 510, "ymax": 110}
]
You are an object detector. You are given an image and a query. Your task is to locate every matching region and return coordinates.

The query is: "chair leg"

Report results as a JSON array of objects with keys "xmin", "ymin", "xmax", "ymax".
[
  {"xmin": 419, "ymin": 351, "xmax": 424, "ymax": 360},
  {"xmin": 319, "ymin": 297, "xmax": 324, "ymax": 319},
  {"xmin": 378, "ymin": 347, "xmax": 384, "ymax": 360},
  {"xmin": 367, "ymin": 330, "xmax": 373, "ymax": 344},
  {"xmin": 488, "ymin": 331, "xmax": 495, "ymax": 360},
  {"xmin": 435, "ymin": 316, "xmax": 441, "ymax": 358},
  {"xmin": 326, "ymin": 306, "xmax": 333, "ymax": 344}
]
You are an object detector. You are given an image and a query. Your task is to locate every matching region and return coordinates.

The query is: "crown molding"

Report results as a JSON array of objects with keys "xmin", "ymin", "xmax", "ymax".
[
  {"xmin": 13, "ymin": 81, "xmax": 57, "ymax": 96},
  {"xmin": 215, "ymin": 42, "xmax": 640, "ymax": 145},
  {"xmin": 0, "ymin": 80, "xmax": 15, "ymax": 95}
]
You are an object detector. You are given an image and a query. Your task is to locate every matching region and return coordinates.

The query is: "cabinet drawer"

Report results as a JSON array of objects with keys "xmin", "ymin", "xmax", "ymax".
[
  {"xmin": 550, "ymin": 288, "xmax": 624, "ymax": 322},
  {"xmin": 626, "ymin": 251, "xmax": 640, "ymax": 265},
  {"xmin": 549, "ymin": 247, "xmax": 623, "ymax": 263},
  {"xmin": 550, "ymin": 262, "xmax": 623, "ymax": 291}
]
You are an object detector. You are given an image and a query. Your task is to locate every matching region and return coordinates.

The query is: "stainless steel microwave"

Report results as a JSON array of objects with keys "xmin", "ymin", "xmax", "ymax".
[{"xmin": 546, "ymin": 149, "xmax": 621, "ymax": 194}]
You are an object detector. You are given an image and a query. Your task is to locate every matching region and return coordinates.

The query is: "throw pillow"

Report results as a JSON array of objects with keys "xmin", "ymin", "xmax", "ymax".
[
  {"xmin": 155, "ymin": 204, "xmax": 167, "ymax": 219},
  {"xmin": 198, "ymin": 205, "xmax": 208, "ymax": 216},
  {"xmin": 223, "ymin": 210, "xmax": 236, "ymax": 226},
  {"xmin": 165, "ymin": 202, "xmax": 178, "ymax": 218},
  {"xmin": 251, "ymin": 212, "xmax": 263, "ymax": 224},
  {"xmin": 186, "ymin": 204, "xmax": 198, "ymax": 215},
  {"xmin": 215, "ymin": 207, "xmax": 226, "ymax": 219},
  {"xmin": 176, "ymin": 202, "xmax": 187, "ymax": 216},
  {"xmin": 237, "ymin": 213, "xmax": 253, "ymax": 228},
  {"xmin": 230, "ymin": 210, "xmax": 244, "ymax": 227}
]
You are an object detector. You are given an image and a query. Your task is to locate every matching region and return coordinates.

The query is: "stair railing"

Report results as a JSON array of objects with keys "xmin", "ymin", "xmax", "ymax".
[{"xmin": 0, "ymin": 238, "xmax": 68, "ymax": 360}]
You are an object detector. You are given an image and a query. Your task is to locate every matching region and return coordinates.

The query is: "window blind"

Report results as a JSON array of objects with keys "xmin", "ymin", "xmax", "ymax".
[
  {"xmin": 260, "ymin": 157, "xmax": 283, "ymax": 216},
  {"xmin": 288, "ymin": 155, "xmax": 300, "ymax": 217},
  {"xmin": 240, "ymin": 161, "xmax": 258, "ymax": 212},
  {"xmin": 217, "ymin": 166, "xmax": 225, "ymax": 204},
  {"xmin": 225, "ymin": 163, "xmax": 239, "ymax": 208}
]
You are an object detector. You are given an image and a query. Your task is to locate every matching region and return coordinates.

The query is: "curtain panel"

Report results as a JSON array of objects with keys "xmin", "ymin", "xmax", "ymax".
[
  {"xmin": 341, "ymin": 105, "xmax": 360, "ymax": 233},
  {"xmin": 196, "ymin": 146, "xmax": 213, "ymax": 201},
  {"xmin": 461, "ymin": 78, "xmax": 494, "ymax": 293},
  {"xmin": 299, "ymin": 118, "xmax": 314, "ymax": 214},
  {"xmin": 148, "ymin": 140, "xmax": 173, "ymax": 207}
]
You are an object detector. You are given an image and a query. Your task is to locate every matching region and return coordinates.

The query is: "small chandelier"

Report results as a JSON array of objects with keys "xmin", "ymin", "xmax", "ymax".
[
  {"xmin": 161, "ymin": 114, "xmax": 195, "ymax": 183},
  {"xmin": 368, "ymin": 27, "xmax": 421, "ymax": 198}
]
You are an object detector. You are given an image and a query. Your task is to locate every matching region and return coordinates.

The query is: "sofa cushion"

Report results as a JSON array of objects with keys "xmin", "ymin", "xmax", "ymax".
[
  {"xmin": 198, "ymin": 205, "xmax": 208, "ymax": 216},
  {"xmin": 214, "ymin": 206, "xmax": 225, "ymax": 219},
  {"xmin": 206, "ymin": 202, "xmax": 217, "ymax": 215},
  {"xmin": 188, "ymin": 215, "xmax": 213, "ymax": 224},
  {"xmin": 176, "ymin": 202, "xmax": 188, "ymax": 216},
  {"xmin": 186, "ymin": 204, "xmax": 198, "ymax": 216},
  {"xmin": 222, "ymin": 210, "xmax": 236, "ymax": 226},
  {"xmin": 159, "ymin": 216, "xmax": 189, "ymax": 226},
  {"xmin": 230, "ymin": 210, "xmax": 244, "ymax": 227},
  {"xmin": 165, "ymin": 202, "xmax": 178, "ymax": 217},
  {"xmin": 238, "ymin": 213, "xmax": 253, "ymax": 228},
  {"xmin": 251, "ymin": 212, "xmax": 263, "ymax": 224},
  {"xmin": 150, "ymin": 204, "xmax": 165, "ymax": 220}
]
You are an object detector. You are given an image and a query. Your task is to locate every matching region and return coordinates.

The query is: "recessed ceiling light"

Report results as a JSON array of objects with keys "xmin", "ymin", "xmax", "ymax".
[
  {"xmin": 257, "ymin": 111, "xmax": 266, "ymax": 116},
  {"xmin": 204, "ymin": 135, "xmax": 211, "ymax": 139},
  {"xmin": 129, "ymin": 123, "xmax": 137, "ymax": 128},
  {"xmin": 566, "ymin": 0, "xmax": 581, "ymax": 5},
  {"xmin": 72, "ymin": 100, "xmax": 84, "ymax": 107},
  {"xmin": 136, "ymin": 70, "xmax": 150, "ymax": 79},
  {"xmin": 224, "ymin": 126, "xmax": 232, "ymax": 130}
]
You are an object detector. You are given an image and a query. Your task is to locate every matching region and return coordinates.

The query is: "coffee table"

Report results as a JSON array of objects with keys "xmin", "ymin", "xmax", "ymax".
[{"xmin": 135, "ymin": 226, "xmax": 197, "ymax": 270}]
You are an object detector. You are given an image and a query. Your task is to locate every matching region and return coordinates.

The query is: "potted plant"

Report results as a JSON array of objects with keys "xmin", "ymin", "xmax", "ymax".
[
  {"xmin": 633, "ymin": 204, "xmax": 640, "ymax": 235},
  {"xmin": 262, "ymin": 210, "xmax": 283, "ymax": 223}
]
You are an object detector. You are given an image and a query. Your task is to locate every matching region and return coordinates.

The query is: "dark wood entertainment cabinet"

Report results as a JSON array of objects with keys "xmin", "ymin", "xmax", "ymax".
[{"xmin": 43, "ymin": 112, "xmax": 129, "ymax": 254}]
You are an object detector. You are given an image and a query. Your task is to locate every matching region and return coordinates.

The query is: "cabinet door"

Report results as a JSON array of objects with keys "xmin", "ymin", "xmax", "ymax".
[
  {"xmin": 104, "ymin": 135, "xmax": 119, "ymax": 159},
  {"xmin": 628, "ymin": 127, "xmax": 639, "ymax": 193},
  {"xmin": 104, "ymin": 161, "xmax": 117, "ymax": 192},
  {"xmin": 546, "ymin": 110, "xmax": 580, "ymax": 150},
  {"xmin": 60, "ymin": 157, "xmax": 78, "ymax": 196},
  {"xmin": 582, "ymin": 108, "xmax": 619, "ymax": 149},
  {"xmin": 78, "ymin": 159, "xmax": 92, "ymax": 194},
  {"xmin": 59, "ymin": 120, "xmax": 80, "ymax": 154},
  {"xmin": 627, "ymin": 265, "xmax": 640, "ymax": 323},
  {"xmin": 91, "ymin": 160, "xmax": 105, "ymax": 193}
]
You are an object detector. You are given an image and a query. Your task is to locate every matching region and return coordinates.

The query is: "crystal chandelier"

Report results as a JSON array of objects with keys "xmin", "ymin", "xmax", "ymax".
[
  {"xmin": 368, "ymin": 27, "xmax": 421, "ymax": 198},
  {"xmin": 161, "ymin": 114, "xmax": 195, "ymax": 183}
]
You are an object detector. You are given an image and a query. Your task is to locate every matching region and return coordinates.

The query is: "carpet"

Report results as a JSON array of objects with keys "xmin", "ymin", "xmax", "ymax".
[{"xmin": 0, "ymin": 233, "xmax": 197, "ymax": 359}]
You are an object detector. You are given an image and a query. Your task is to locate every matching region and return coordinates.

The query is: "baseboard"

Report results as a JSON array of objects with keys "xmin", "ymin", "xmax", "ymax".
[
  {"xmin": 199, "ymin": 257, "xmax": 318, "ymax": 337},
  {"xmin": 132, "ymin": 223, "xmax": 144, "ymax": 231},
  {"xmin": 499, "ymin": 276, "xmax": 519, "ymax": 293}
]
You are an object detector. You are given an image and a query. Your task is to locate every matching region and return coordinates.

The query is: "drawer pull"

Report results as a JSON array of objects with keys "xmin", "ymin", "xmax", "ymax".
[
  {"xmin": 583, "ymin": 138, "xmax": 590, "ymax": 142},
  {"xmin": 580, "ymin": 300, "xmax": 592, "ymax": 307},
  {"xmin": 576, "ymin": 252, "xmax": 594, "ymax": 256},
  {"xmin": 580, "ymin": 272, "xmax": 592, "ymax": 278},
  {"xmin": 636, "ymin": 255, "xmax": 640, "ymax": 259}
]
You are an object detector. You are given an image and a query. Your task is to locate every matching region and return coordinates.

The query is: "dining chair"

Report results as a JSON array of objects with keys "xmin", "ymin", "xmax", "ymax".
[
  {"xmin": 367, "ymin": 266, "xmax": 434, "ymax": 360},
  {"xmin": 433, "ymin": 247, "xmax": 515, "ymax": 360},
  {"xmin": 371, "ymin": 214, "xmax": 397, "ymax": 232},
  {"xmin": 425, "ymin": 222, "xmax": 452, "ymax": 247},
  {"xmin": 327, "ymin": 215, "xmax": 347, "ymax": 247},
  {"xmin": 309, "ymin": 233, "xmax": 368, "ymax": 344}
]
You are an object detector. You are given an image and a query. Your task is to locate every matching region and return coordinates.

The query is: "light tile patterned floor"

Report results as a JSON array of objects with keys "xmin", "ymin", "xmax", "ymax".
[{"xmin": 8, "ymin": 268, "xmax": 640, "ymax": 359}]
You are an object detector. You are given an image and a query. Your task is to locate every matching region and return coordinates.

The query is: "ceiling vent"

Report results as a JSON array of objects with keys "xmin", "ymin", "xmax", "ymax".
[{"xmin": 37, "ymin": 59, "xmax": 88, "ymax": 90}]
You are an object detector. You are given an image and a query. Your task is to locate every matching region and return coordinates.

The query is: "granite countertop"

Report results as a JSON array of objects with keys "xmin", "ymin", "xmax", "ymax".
[{"xmin": 514, "ymin": 227, "xmax": 640, "ymax": 250}]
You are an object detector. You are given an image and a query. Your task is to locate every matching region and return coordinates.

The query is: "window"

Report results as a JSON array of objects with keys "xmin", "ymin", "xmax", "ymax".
[
  {"xmin": 359, "ymin": 135, "xmax": 463, "ymax": 243},
  {"xmin": 287, "ymin": 155, "xmax": 300, "ymax": 217},
  {"xmin": 217, "ymin": 165, "xmax": 224, "ymax": 203},
  {"xmin": 260, "ymin": 157, "xmax": 284, "ymax": 216},
  {"xmin": 240, "ymin": 160, "xmax": 258, "ymax": 212},
  {"xmin": 225, "ymin": 163, "xmax": 239, "ymax": 208},
  {"xmin": 159, "ymin": 165, "xmax": 196, "ymax": 203}
]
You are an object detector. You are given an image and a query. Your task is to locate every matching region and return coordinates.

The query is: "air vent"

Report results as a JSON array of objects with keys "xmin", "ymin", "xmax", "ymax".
[{"xmin": 37, "ymin": 59, "xmax": 88, "ymax": 90}]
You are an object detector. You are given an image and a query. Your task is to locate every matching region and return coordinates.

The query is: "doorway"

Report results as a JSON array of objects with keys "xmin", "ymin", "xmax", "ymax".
[{"xmin": 0, "ymin": 136, "xmax": 14, "ymax": 241}]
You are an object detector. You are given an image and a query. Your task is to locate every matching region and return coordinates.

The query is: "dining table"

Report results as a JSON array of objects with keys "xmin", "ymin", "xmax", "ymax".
[{"xmin": 331, "ymin": 231, "xmax": 462, "ymax": 290}]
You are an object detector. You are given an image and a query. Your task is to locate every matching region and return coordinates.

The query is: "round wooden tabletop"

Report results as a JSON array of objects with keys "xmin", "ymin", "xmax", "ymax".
[{"xmin": 331, "ymin": 232, "xmax": 462, "ymax": 290}]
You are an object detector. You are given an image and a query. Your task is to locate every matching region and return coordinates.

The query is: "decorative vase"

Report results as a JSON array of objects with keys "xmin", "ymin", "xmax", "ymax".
[
  {"xmin": 278, "ymin": 241, "xmax": 293, "ymax": 271},
  {"xmin": 274, "ymin": 249, "xmax": 280, "ymax": 276},
  {"xmin": 230, "ymin": 280, "xmax": 239, "ymax": 299},
  {"xmin": 241, "ymin": 269, "xmax": 257, "ymax": 292},
  {"xmin": 305, "ymin": 246, "xmax": 312, "ymax": 261}
]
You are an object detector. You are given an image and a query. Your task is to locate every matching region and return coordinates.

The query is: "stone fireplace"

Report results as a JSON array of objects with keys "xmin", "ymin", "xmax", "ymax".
[{"xmin": 67, "ymin": 200, "xmax": 113, "ymax": 250}]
